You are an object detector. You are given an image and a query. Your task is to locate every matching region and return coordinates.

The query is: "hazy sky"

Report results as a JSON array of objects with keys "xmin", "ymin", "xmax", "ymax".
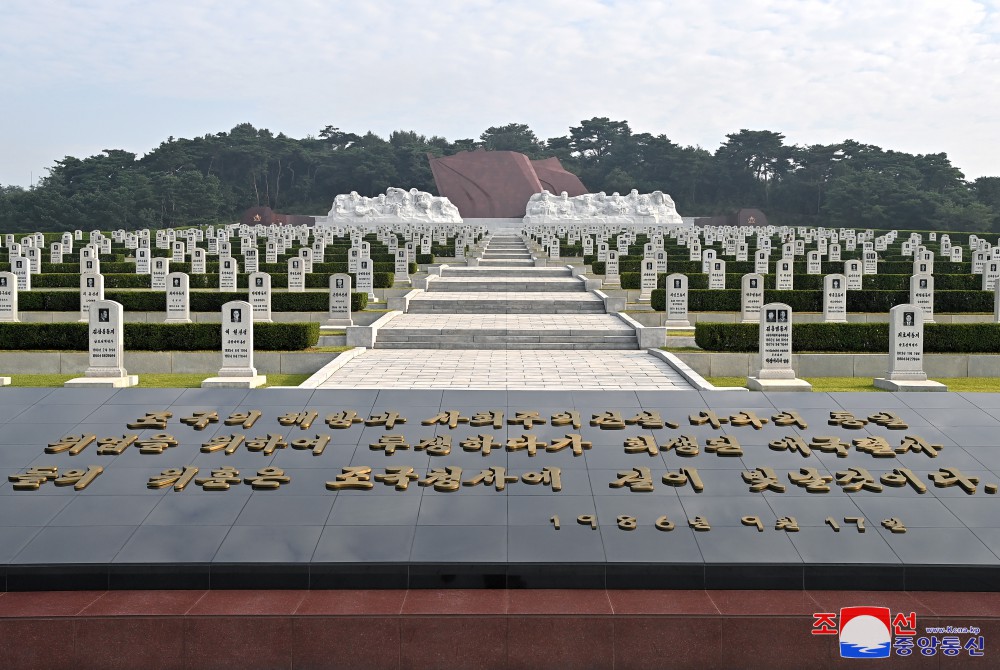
[{"xmin": 3, "ymin": 0, "xmax": 999, "ymax": 187}]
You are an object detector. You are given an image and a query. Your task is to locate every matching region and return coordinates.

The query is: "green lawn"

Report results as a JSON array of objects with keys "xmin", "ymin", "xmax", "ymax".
[
  {"xmin": 5, "ymin": 373, "xmax": 312, "ymax": 388},
  {"xmin": 707, "ymin": 376, "xmax": 1000, "ymax": 392}
]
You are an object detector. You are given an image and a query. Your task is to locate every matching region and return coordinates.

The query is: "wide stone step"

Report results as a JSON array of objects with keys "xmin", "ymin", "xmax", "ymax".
[
  {"xmin": 374, "ymin": 340, "xmax": 639, "ymax": 350},
  {"xmin": 407, "ymin": 301, "xmax": 606, "ymax": 314},
  {"xmin": 443, "ymin": 267, "xmax": 572, "ymax": 277},
  {"xmin": 483, "ymin": 253, "xmax": 532, "ymax": 259},
  {"xmin": 428, "ymin": 278, "xmax": 585, "ymax": 292},
  {"xmin": 477, "ymin": 259, "xmax": 535, "ymax": 266},
  {"xmin": 378, "ymin": 330, "xmax": 636, "ymax": 341}
]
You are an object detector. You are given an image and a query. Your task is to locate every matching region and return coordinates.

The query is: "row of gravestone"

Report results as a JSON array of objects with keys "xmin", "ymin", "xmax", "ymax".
[
  {"xmin": 0, "ymin": 271, "xmax": 355, "ymax": 326},
  {"xmin": 748, "ymin": 301, "xmax": 945, "ymax": 392},
  {"xmin": 647, "ymin": 271, "xmax": 1000, "ymax": 326}
]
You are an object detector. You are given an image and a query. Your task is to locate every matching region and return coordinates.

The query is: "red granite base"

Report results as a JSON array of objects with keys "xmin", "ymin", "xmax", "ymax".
[{"xmin": 0, "ymin": 589, "xmax": 996, "ymax": 669}]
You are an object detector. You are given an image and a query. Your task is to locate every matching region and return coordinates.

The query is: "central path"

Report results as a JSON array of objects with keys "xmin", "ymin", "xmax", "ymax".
[{"xmin": 314, "ymin": 232, "xmax": 699, "ymax": 390}]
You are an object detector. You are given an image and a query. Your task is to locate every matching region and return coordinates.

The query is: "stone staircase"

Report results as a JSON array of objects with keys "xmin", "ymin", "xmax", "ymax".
[{"xmin": 375, "ymin": 233, "xmax": 639, "ymax": 349}]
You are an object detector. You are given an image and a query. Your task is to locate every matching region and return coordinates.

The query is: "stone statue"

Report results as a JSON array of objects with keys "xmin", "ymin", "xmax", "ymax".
[
  {"xmin": 523, "ymin": 189, "xmax": 683, "ymax": 225},
  {"xmin": 322, "ymin": 188, "xmax": 462, "ymax": 224}
]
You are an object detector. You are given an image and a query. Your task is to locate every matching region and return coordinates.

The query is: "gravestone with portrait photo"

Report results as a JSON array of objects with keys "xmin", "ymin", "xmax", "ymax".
[
  {"xmin": 0, "ymin": 271, "xmax": 18, "ymax": 324},
  {"xmin": 151, "ymin": 258, "xmax": 169, "ymax": 290},
  {"xmin": 201, "ymin": 300, "xmax": 266, "ymax": 388},
  {"xmin": 164, "ymin": 272, "xmax": 191, "ymax": 324},
  {"xmin": 663, "ymin": 273, "xmax": 691, "ymax": 328},
  {"xmin": 740, "ymin": 273, "xmax": 764, "ymax": 323},
  {"xmin": 357, "ymin": 257, "xmax": 376, "ymax": 302},
  {"xmin": 248, "ymin": 272, "xmax": 272, "ymax": 322},
  {"xmin": 191, "ymin": 248, "xmax": 206, "ymax": 274},
  {"xmin": 707, "ymin": 259, "xmax": 726, "ymax": 290},
  {"xmin": 287, "ymin": 257, "xmax": 306, "ymax": 292},
  {"xmin": 219, "ymin": 257, "xmax": 238, "ymax": 292},
  {"xmin": 873, "ymin": 304, "xmax": 946, "ymax": 391},
  {"xmin": 775, "ymin": 259, "xmax": 793, "ymax": 290},
  {"xmin": 746, "ymin": 302, "xmax": 811, "ymax": 392},
  {"xmin": 65, "ymin": 300, "xmax": 138, "ymax": 388},
  {"xmin": 823, "ymin": 274, "xmax": 848, "ymax": 323},
  {"xmin": 910, "ymin": 274, "xmax": 935, "ymax": 323},
  {"xmin": 10, "ymin": 256, "xmax": 30, "ymax": 291},
  {"xmin": 324, "ymin": 273, "xmax": 354, "ymax": 328},
  {"xmin": 79, "ymin": 273, "xmax": 104, "ymax": 323}
]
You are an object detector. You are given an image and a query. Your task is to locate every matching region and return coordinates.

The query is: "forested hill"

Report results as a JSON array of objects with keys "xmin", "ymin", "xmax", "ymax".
[{"xmin": 2, "ymin": 119, "xmax": 998, "ymax": 233}]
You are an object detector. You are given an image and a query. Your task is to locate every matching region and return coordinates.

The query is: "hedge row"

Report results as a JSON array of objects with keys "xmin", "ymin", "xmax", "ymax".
[
  {"xmin": 25, "ymin": 257, "xmax": 429, "ymax": 274},
  {"xmin": 618, "ymin": 273, "xmax": 989, "ymax": 292},
  {"xmin": 16, "ymin": 290, "xmax": 369, "ymax": 312},
  {"xmin": 694, "ymin": 322, "xmax": 1000, "ymax": 353},
  {"xmin": 0, "ymin": 322, "xmax": 320, "ymax": 351},
  {"xmin": 650, "ymin": 289, "xmax": 993, "ymax": 313},
  {"xmin": 591, "ymin": 259, "xmax": 971, "ymax": 276},
  {"xmin": 20, "ymin": 272, "xmax": 396, "ymax": 290}
]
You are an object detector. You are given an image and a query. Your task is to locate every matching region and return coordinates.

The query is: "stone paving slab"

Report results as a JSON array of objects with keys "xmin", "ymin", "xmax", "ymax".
[
  {"xmin": 314, "ymin": 350, "xmax": 694, "ymax": 389},
  {"xmin": 381, "ymin": 314, "xmax": 633, "ymax": 332},
  {"xmin": 409, "ymin": 292, "xmax": 602, "ymax": 302}
]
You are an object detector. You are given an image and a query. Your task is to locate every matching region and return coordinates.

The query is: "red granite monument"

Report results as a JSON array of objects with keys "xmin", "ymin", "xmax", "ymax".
[{"xmin": 428, "ymin": 149, "xmax": 587, "ymax": 218}]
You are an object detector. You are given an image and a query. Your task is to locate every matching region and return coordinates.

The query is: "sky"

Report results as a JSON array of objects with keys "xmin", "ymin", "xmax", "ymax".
[{"xmin": 3, "ymin": 0, "xmax": 1000, "ymax": 187}]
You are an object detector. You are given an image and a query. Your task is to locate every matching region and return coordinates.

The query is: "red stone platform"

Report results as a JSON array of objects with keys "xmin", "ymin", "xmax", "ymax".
[{"xmin": 1, "ymin": 589, "xmax": 997, "ymax": 668}]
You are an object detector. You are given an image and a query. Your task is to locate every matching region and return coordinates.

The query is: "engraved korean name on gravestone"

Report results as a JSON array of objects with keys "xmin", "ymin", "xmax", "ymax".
[
  {"xmin": 164, "ymin": 272, "xmax": 191, "ymax": 324},
  {"xmin": 741, "ymin": 273, "xmax": 764, "ymax": 323},
  {"xmin": 664, "ymin": 273, "xmax": 691, "ymax": 328},
  {"xmin": 265, "ymin": 241, "xmax": 278, "ymax": 264},
  {"xmin": 191, "ymin": 248, "xmax": 206, "ymax": 274},
  {"xmin": 325, "ymin": 273, "xmax": 353, "ymax": 328},
  {"xmin": 828, "ymin": 243, "xmax": 841, "ymax": 262},
  {"xmin": 248, "ymin": 272, "xmax": 272, "ymax": 322},
  {"xmin": 357, "ymin": 257, "xmax": 376, "ymax": 302},
  {"xmin": 244, "ymin": 247, "xmax": 259, "ymax": 274},
  {"xmin": 287, "ymin": 257, "xmax": 305, "ymax": 292},
  {"xmin": 806, "ymin": 250, "xmax": 822, "ymax": 275},
  {"xmin": 0, "ymin": 272, "xmax": 18, "ymax": 323},
  {"xmin": 79, "ymin": 273, "xmax": 104, "ymax": 323},
  {"xmin": 874, "ymin": 304, "xmax": 946, "ymax": 391},
  {"xmin": 823, "ymin": 274, "xmax": 848, "ymax": 323},
  {"xmin": 654, "ymin": 249, "xmax": 668, "ymax": 273},
  {"xmin": 65, "ymin": 300, "xmax": 137, "ymax": 387},
  {"xmin": 863, "ymin": 249, "xmax": 878, "ymax": 275},
  {"xmin": 151, "ymin": 258, "xmax": 169, "ymax": 290},
  {"xmin": 910, "ymin": 274, "xmax": 935, "ymax": 323},
  {"xmin": 135, "ymin": 247, "xmax": 150, "ymax": 275},
  {"xmin": 639, "ymin": 259, "xmax": 656, "ymax": 302},
  {"xmin": 201, "ymin": 300, "xmax": 266, "ymax": 388},
  {"xmin": 10, "ymin": 256, "xmax": 30, "ymax": 291},
  {"xmin": 172, "ymin": 241, "xmax": 186, "ymax": 263},
  {"xmin": 747, "ymin": 302, "xmax": 811, "ymax": 391},
  {"xmin": 219, "ymin": 258, "xmax": 238, "ymax": 292},
  {"xmin": 50, "ymin": 242, "xmax": 63, "ymax": 265}
]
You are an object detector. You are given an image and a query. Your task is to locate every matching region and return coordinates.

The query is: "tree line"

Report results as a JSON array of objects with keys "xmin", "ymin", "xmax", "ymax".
[{"xmin": 1, "ymin": 119, "xmax": 999, "ymax": 233}]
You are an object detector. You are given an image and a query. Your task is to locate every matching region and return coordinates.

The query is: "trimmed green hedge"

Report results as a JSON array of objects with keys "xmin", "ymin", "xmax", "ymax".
[
  {"xmin": 0, "ymin": 322, "xmax": 320, "ymax": 351},
  {"xmin": 651, "ymin": 289, "xmax": 992, "ymax": 313},
  {"xmin": 15, "ymin": 290, "xmax": 369, "ymax": 312},
  {"xmin": 694, "ymin": 322, "xmax": 1000, "ymax": 353},
  {"xmin": 22, "ymin": 272, "xmax": 396, "ymax": 290}
]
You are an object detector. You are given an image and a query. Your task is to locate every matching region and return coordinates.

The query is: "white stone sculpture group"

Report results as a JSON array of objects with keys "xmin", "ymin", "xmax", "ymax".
[
  {"xmin": 523, "ymin": 189, "xmax": 684, "ymax": 225},
  {"xmin": 323, "ymin": 187, "xmax": 462, "ymax": 224}
]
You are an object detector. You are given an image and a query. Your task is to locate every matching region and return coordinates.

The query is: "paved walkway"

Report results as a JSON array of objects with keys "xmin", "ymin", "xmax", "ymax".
[
  {"xmin": 314, "ymin": 349, "xmax": 693, "ymax": 390},
  {"xmin": 380, "ymin": 314, "xmax": 634, "ymax": 332}
]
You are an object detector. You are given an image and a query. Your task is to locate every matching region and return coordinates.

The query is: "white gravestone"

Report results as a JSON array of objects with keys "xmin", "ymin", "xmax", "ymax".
[
  {"xmin": 219, "ymin": 258, "xmax": 238, "ymax": 292},
  {"xmin": 65, "ymin": 300, "xmax": 137, "ymax": 387},
  {"xmin": 910, "ymin": 274, "xmax": 935, "ymax": 323},
  {"xmin": 172, "ymin": 241, "xmax": 186, "ymax": 263},
  {"xmin": 708, "ymin": 259, "xmax": 726, "ymax": 290},
  {"xmin": 348, "ymin": 247, "xmax": 360, "ymax": 273},
  {"xmin": 775, "ymin": 260, "xmax": 794, "ymax": 291},
  {"xmin": 874, "ymin": 304, "xmax": 946, "ymax": 391},
  {"xmin": 249, "ymin": 272, "xmax": 272, "ymax": 322},
  {"xmin": 151, "ymin": 258, "xmax": 169, "ymax": 290},
  {"xmin": 357, "ymin": 257, "xmax": 376, "ymax": 302},
  {"xmin": 136, "ymin": 248, "xmax": 151, "ymax": 275},
  {"xmin": 165, "ymin": 272, "xmax": 191, "ymax": 324},
  {"xmin": 741, "ymin": 274, "xmax": 764, "ymax": 323},
  {"xmin": 982, "ymin": 262, "xmax": 1000, "ymax": 292},
  {"xmin": 754, "ymin": 250, "xmax": 769, "ymax": 275},
  {"xmin": 639, "ymin": 259, "xmax": 656, "ymax": 302},
  {"xmin": 325, "ymin": 273, "xmax": 354, "ymax": 328},
  {"xmin": 863, "ymin": 250, "xmax": 878, "ymax": 275},
  {"xmin": 823, "ymin": 274, "xmax": 848, "ymax": 323},
  {"xmin": 806, "ymin": 251, "xmax": 822, "ymax": 275},
  {"xmin": 664, "ymin": 273, "xmax": 691, "ymax": 328},
  {"xmin": 79, "ymin": 273, "xmax": 104, "ymax": 323},
  {"xmin": 0, "ymin": 272, "xmax": 18, "ymax": 322},
  {"xmin": 265, "ymin": 242, "xmax": 278, "ymax": 265},
  {"xmin": 191, "ymin": 248, "xmax": 206, "ymax": 274},
  {"xmin": 828, "ymin": 243, "xmax": 841, "ymax": 262},
  {"xmin": 50, "ymin": 242, "xmax": 63, "ymax": 265},
  {"xmin": 747, "ymin": 302, "xmax": 811, "ymax": 391},
  {"xmin": 844, "ymin": 260, "xmax": 863, "ymax": 291},
  {"xmin": 951, "ymin": 247, "xmax": 963, "ymax": 263},
  {"xmin": 549, "ymin": 238, "xmax": 560, "ymax": 260},
  {"xmin": 654, "ymin": 250, "xmax": 667, "ymax": 274},
  {"xmin": 299, "ymin": 248, "xmax": 313, "ymax": 274},
  {"xmin": 394, "ymin": 248, "xmax": 410, "ymax": 286},
  {"xmin": 10, "ymin": 256, "xmax": 30, "ymax": 291},
  {"xmin": 287, "ymin": 258, "xmax": 306, "ymax": 292},
  {"xmin": 604, "ymin": 250, "xmax": 620, "ymax": 286},
  {"xmin": 201, "ymin": 300, "xmax": 266, "ymax": 388},
  {"xmin": 244, "ymin": 248, "xmax": 259, "ymax": 274}
]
